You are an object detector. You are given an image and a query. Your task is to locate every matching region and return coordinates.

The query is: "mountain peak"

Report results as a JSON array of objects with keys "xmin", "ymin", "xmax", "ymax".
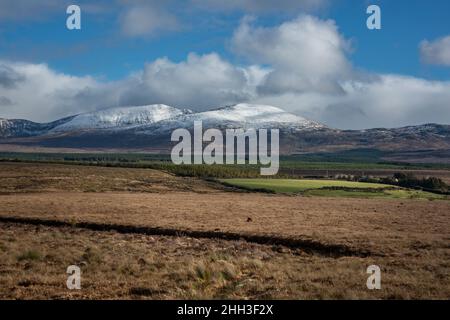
[
  {"xmin": 192, "ymin": 103, "xmax": 325, "ymax": 129},
  {"xmin": 0, "ymin": 103, "xmax": 328, "ymax": 138},
  {"xmin": 51, "ymin": 104, "xmax": 183, "ymax": 132}
]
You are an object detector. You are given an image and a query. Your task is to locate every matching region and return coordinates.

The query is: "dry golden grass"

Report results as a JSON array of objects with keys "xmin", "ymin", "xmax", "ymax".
[
  {"xmin": 1, "ymin": 191, "xmax": 449, "ymax": 256},
  {"xmin": 0, "ymin": 223, "xmax": 449, "ymax": 300},
  {"xmin": 0, "ymin": 162, "xmax": 220, "ymax": 194},
  {"xmin": 0, "ymin": 162, "xmax": 449, "ymax": 299}
]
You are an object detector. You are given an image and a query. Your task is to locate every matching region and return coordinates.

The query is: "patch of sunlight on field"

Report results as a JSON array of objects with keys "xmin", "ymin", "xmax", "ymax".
[
  {"xmin": 221, "ymin": 179, "xmax": 448, "ymax": 200},
  {"xmin": 221, "ymin": 179, "xmax": 388, "ymax": 193},
  {"xmin": 383, "ymin": 189, "xmax": 446, "ymax": 200},
  {"xmin": 304, "ymin": 188, "xmax": 446, "ymax": 199}
]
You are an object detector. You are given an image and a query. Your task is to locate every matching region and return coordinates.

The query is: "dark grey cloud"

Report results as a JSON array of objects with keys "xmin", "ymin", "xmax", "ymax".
[
  {"xmin": 0, "ymin": 64, "xmax": 25, "ymax": 89},
  {"xmin": 320, "ymin": 103, "xmax": 367, "ymax": 129},
  {"xmin": 0, "ymin": 96, "xmax": 13, "ymax": 106},
  {"xmin": 257, "ymin": 70, "xmax": 346, "ymax": 95}
]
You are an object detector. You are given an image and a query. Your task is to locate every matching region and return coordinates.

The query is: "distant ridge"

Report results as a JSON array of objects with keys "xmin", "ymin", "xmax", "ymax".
[
  {"xmin": 0, "ymin": 103, "xmax": 449, "ymax": 160},
  {"xmin": 0, "ymin": 103, "xmax": 326, "ymax": 138}
]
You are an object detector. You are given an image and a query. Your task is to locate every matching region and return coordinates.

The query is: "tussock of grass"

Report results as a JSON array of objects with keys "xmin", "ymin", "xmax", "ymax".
[
  {"xmin": 81, "ymin": 247, "xmax": 102, "ymax": 265},
  {"xmin": 191, "ymin": 260, "xmax": 238, "ymax": 284},
  {"xmin": 17, "ymin": 249, "xmax": 41, "ymax": 262}
]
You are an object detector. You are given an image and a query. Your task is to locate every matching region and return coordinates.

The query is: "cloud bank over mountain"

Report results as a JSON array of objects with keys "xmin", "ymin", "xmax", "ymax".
[{"xmin": 1, "ymin": 15, "xmax": 450, "ymax": 129}]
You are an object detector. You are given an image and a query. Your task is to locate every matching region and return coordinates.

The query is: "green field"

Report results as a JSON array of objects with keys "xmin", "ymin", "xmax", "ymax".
[
  {"xmin": 221, "ymin": 178, "xmax": 447, "ymax": 200},
  {"xmin": 221, "ymin": 179, "xmax": 387, "ymax": 192}
]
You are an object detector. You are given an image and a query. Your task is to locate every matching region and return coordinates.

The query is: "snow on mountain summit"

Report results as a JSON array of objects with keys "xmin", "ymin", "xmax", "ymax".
[
  {"xmin": 142, "ymin": 103, "xmax": 326, "ymax": 132},
  {"xmin": 196, "ymin": 103, "xmax": 321, "ymax": 127},
  {"xmin": 52, "ymin": 104, "xmax": 183, "ymax": 132},
  {"xmin": 0, "ymin": 103, "xmax": 326, "ymax": 138}
]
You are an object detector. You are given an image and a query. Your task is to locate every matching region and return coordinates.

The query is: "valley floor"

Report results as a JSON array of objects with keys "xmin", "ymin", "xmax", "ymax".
[{"xmin": 0, "ymin": 163, "xmax": 449, "ymax": 299}]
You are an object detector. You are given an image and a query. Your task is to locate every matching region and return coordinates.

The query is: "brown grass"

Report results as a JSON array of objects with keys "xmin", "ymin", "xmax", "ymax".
[
  {"xmin": 1, "ymin": 191, "xmax": 448, "ymax": 256},
  {"xmin": 0, "ymin": 162, "xmax": 220, "ymax": 194},
  {"xmin": 0, "ymin": 162, "xmax": 449, "ymax": 299},
  {"xmin": 0, "ymin": 223, "xmax": 449, "ymax": 300}
]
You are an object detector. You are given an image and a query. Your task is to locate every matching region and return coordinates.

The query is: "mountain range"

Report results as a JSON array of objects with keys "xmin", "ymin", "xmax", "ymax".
[{"xmin": 1, "ymin": 103, "xmax": 449, "ymax": 162}]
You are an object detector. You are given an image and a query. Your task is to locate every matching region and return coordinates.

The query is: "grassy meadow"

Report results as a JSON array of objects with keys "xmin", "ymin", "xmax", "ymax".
[{"xmin": 221, "ymin": 178, "xmax": 448, "ymax": 200}]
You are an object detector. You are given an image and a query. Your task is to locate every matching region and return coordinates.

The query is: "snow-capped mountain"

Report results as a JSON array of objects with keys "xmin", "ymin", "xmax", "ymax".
[
  {"xmin": 134, "ymin": 103, "xmax": 326, "ymax": 134},
  {"xmin": 0, "ymin": 103, "xmax": 449, "ymax": 157},
  {"xmin": 0, "ymin": 103, "xmax": 325, "ymax": 138},
  {"xmin": 180, "ymin": 103, "xmax": 322, "ymax": 128},
  {"xmin": 51, "ymin": 104, "xmax": 184, "ymax": 132},
  {"xmin": 0, "ymin": 116, "xmax": 76, "ymax": 138}
]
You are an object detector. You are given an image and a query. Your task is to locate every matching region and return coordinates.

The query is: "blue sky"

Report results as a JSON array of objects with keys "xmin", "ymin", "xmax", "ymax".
[
  {"xmin": 0, "ymin": 0, "xmax": 449, "ymax": 129},
  {"xmin": 328, "ymin": 0, "xmax": 450, "ymax": 80},
  {"xmin": 1, "ymin": 0, "xmax": 448, "ymax": 80}
]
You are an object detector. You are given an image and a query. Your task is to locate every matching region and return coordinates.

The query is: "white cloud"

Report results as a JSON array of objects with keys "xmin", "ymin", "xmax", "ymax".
[
  {"xmin": 232, "ymin": 15, "xmax": 353, "ymax": 95},
  {"xmin": 334, "ymin": 75, "xmax": 450, "ymax": 129},
  {"xmin": 0, "ymin": 54, "xmax": 258, "ymax": 122},
  {"xmin": 120, "ymin": 53, "xmax": 255, "ymax": 109},
  {"xmin": 231, "ymin": 16, "xmax": 450, "ymax": 128},
  {"xmin": 420, "ymin": 36, "xmax": 450, "ymax": 66},
  {"xmin": 1, "ymin": 15, "xmax": 450, "ymax": 129},
  {"xmin": 253, "ymin": 75, "xmax": 450, "ymax": 129},
  {"xmin": 0, "ymin": 61, "xmax": 119, "ymax": 122}
]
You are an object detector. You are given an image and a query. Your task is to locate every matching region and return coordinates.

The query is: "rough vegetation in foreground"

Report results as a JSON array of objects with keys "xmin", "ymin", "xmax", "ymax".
[
  {"xmin": 0, "ymin": 223, "xmax": 449, "ymax": 300},
  {"xmin": 0, "ymin": 162, "xmax": 449, "ymax": 299}
]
